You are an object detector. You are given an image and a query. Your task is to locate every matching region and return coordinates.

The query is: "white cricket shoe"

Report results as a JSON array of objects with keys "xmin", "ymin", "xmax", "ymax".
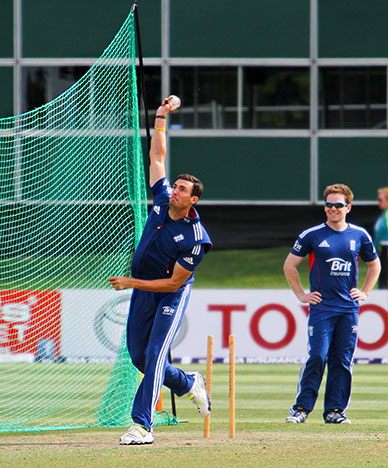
[
  {"xmin": 119, "ymin": 424, "xmax": 154, "ymax": 445},
  {"xmin": 186, "ymin": 371, "xmax": 211, "ymax": 417},
  {"xmin": 286, "ymin": 407, "xmax": 308, "ymax": 423},
  {"xmin": 325, "ymin": 410, "xmax": 351, "ymax": 424}
]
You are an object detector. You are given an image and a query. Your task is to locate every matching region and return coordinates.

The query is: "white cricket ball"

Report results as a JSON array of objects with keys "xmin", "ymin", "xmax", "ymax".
[{"xmin": 169, "ymin": 95, "xmax": 181, "ymax": 107}]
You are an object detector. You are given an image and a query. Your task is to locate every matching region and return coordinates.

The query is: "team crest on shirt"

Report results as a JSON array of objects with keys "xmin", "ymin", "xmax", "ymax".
[{"xmin": 350, "ymin": 240, "xmax": 356, "ymax": 251}]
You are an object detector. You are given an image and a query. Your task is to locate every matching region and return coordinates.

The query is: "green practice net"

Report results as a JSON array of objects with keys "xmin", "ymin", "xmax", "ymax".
[{"xmin": 0, "ymin": 7, "xmax": 173, "ymax": 432}]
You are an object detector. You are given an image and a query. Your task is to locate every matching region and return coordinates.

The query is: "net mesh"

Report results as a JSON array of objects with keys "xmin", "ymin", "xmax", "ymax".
[{"xmin": 0, "ymin": 8, "xmax": 170, "ymax": 432}]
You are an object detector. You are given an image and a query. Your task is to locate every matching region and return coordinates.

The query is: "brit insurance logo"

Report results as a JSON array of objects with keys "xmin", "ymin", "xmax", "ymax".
[
  {"xmin": 293, "ymin": 240, "xmax": 302, "ymax": 252},
  {"xmin": 162, "ymin": 306, "xmax": 174, "ymax": 316},
  {"xmin": 326, "ymin": 257, "xmax": 352, "ymax": 276}
]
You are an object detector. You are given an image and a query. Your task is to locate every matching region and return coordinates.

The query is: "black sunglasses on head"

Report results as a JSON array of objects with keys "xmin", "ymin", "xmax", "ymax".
[{"xmin": 324, "ymin": 201, "xmax": 348, "ymax": 209}]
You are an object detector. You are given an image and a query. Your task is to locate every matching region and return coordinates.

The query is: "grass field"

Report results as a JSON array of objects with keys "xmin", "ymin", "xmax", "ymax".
[
  {"xmin": 1, "ymin": 363, "xmax": 388, "ymax": 468},
  {"xmin": 1, "ymin": 246, "xmax": 370, "ymax": 289},
  {"xmin": 195, "ymin": 246, "xmax": 370, "ymax": 288},
  {"xmin": 0, "ymin": 247, "xmax": 379, "ymax": 467}
]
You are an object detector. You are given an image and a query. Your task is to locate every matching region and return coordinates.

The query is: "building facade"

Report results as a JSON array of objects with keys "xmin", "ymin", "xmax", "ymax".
[{"xmin": 1, "ymin": 0, "xmax": 387, "ymax": 206}]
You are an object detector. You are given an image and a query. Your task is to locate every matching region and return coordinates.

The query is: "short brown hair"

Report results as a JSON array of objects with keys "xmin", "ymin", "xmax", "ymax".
[
  {"xmin": 323, "ymin": 184, "xmax": 354, "ymax": 204},
  {"xmin": 175, "ymin": 173, "xmax": 203, "ymax": 199}
]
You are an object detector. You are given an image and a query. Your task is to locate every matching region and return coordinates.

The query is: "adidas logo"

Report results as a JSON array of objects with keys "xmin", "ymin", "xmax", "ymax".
[
  {"xmin": 319, "ymin": 240, "xmax": 330, "ymax": 247},
  {"xmin": 183, "ymin": 257, "xmax": 194, "ymax": 265},
  {"xmin": 153, "ymin": 205, "xmax": 160, "ymax": 215}
]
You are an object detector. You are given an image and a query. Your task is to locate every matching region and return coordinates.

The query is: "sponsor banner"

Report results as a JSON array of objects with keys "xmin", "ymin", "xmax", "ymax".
[
  {"xmin": 171, "ymin": 357, "xmax": 388, "ymax": 365},
  {"xmin": 60, "ymin": 289, "xmax": 131, "ymax": 360},
  {"xmin": 2, "ymin": 289, "xmax": 387, "ymax": 361},
  {"xmin": 172, "ymin": 289, "xmax": 388, "ymax": 360},
  {"xmin": 0, "ymin": 290, "xmax": 61, "ymax": 360},
  {"xmin": 58, "ymin": 288, "xmax": 388, "ymax": 361}
]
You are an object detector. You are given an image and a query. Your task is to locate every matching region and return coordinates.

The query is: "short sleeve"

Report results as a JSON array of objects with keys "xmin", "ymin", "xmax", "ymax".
[
  {"xmin": 290, "ymin": 234, "xmax": 311, "ymax": 257},
  {"xmin": 151, "ymin": 177, "xmax": 172, "ymax": 205},
  {"xmin": 177, "ymin": 244, "xmax": 206, "ymax": 272},
  {"xmin": 359, "ymin": 231, "xmax": 378, "ymax": 262}
]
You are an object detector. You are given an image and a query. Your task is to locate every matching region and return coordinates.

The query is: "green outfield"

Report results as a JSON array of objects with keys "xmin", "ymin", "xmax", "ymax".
[
  {"xmin": 0, "ymin": 247, "xmax": 371, "ymax": 290},
  {"xmin": 0, "ymin": 247, "xmax": 379, "ymax": 467},
  {"xmin": 1, "ymin": 363, "xmax": 388, "ymax": 468},
  {"xmin": 195, "ymin": 246, "xmax": 370, "ymax": 288}
]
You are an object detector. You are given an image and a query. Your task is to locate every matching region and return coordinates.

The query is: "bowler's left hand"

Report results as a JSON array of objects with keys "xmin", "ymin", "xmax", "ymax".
[{"xmin": 108, "ymin": 276, "xmax": 133, "ymax": 290}]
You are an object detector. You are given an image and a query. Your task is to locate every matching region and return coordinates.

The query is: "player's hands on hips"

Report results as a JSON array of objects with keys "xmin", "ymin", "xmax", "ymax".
[
  {"xmin": 350, "ymin": 288, "xmax": 367, "ymax": 302},
  {"xmin": 299, "ymin": 291, "xmax": 322, "ymax": 305},
  {"xmin": 157, "ymin": 96, "xmax": 181, "ymax": 117},
  {"xmin": 108, "ymin": 276, "xmax": 134, "ymax": 290}
]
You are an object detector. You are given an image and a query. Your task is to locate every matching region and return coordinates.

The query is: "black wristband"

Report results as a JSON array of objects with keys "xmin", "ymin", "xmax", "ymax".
[{"xmin": 155, "ymin": 115, "xmax": 166, "ymax": 119}]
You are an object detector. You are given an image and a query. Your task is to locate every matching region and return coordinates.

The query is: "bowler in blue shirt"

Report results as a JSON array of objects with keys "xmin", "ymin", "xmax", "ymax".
[{"xmin": 109, "ymin": 96, "xmax": 212, "ymax": 444}]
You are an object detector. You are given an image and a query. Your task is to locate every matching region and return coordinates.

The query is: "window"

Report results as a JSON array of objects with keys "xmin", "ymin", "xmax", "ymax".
[
  {"xmin": 170, "ymin": 67, "xmax": 238, "ymax": 129},
  {"xmin": 319, "ymin": 67, "xmax": 387, "ymax": 129},
  {"xmin": 243, "ymin": 67, "xmax": 310, "ymax": 129},
  {"xmin": 23, "ymin": 66, "xmax": 161, "ymax": 131},
  {"xmin": 136, "ymin": 66, "xmax": 161, "ymax": 128},
  {"xmin": 23, "ymin": 67, "xmax": 89, "ymax": 113},
  {"xmin": 170, "ymin": 66, "xmax": 309, "ymax": 129}
]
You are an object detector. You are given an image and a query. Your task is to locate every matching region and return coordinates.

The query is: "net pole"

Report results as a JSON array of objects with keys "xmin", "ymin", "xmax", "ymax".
[
  {"xmin": 168, "ymin": 350, "xmax": 178, "ymax": 417},
  {"xmin": 133, "ymin": 1, "xmax": 151, "ymax": 153}
]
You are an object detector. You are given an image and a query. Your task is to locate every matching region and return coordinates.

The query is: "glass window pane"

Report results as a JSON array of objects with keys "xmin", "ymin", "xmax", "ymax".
[
  {"xmin": 136, "ymin": 67, "xmax": 161, "ymax": 129},
  {"xmin": 170, "ymin": 67, "xmax": 237, "ymax": 129},
  {"xmin": 319, "ymin": 67, "xmax": 387, "ymax": 129},
  {"xmin": 243, "ymin": 67, "xmax": 310, "ymax": 129},
  {"xmin": 22, "ymin": 66, "xmax": 161, "ymax": 131},
  {"xmin": 22, "ymin": 67, "xmax": 89, "ymax": 113}
]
